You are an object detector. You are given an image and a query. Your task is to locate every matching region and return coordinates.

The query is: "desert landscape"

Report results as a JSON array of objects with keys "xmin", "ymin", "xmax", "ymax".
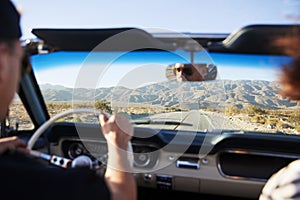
[{"xmin": 8, "ymin": 80, "xmax": 300, "ymax": 134}]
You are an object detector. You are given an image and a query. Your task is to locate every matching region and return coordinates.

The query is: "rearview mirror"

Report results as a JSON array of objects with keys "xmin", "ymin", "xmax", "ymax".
[{"xmin": 166, "ymin": 63, "xmax": 217, "ymax": 82}]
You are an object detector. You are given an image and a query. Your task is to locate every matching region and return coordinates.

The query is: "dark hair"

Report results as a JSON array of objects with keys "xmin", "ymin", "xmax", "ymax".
[
  {"xmin": 0, "ymin": 0, "xmax": 21, "ymax": 54},
  {"xmin": 279, "ymin": 58, "xmax": 300, "ymax": 100},
  {"xmin": 0, "ymin": 0, "xmax": 22, "ymax": 39},
  {"xmin": 274, "ymin": 31, "xmax": 300, "ymax": 101}
]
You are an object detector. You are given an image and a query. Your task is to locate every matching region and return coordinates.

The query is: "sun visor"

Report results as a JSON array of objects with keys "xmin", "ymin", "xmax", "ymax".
[{"xmin": 32, "ymin": 28, "xmax": 177, "ymax": 52}]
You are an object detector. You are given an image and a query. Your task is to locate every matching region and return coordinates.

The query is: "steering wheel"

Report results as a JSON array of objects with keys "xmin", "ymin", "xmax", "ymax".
[{"xmin": 27, "ymin": 108, "xmax": 133, "ymax": 169}]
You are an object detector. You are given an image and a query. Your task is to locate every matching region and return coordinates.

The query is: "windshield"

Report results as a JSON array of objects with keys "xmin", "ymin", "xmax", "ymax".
[{"xmin": 29, "ymin": 49, "xmax": 297, "ymax": 134}]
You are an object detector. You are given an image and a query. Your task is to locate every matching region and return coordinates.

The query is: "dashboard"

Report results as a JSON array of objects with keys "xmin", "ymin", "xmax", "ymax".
[{"xmin": 47, "ymin": 122, "xmax": 300, "ymax": 199}]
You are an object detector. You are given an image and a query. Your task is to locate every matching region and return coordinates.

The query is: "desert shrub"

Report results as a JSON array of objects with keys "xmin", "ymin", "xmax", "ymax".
[
  {"xmin": 250, "ymin": 115, "xmax": 266, "ymax": 124},
  {"xmin": 47, "ymin": 102, "xmax": 72, "ymax": 110},
  {"xmin": 225, "ymin": 105, "xmax": 241, "ymax": 116},
  {"xmin": 72, "ymin": 116, "xmax": 82, "ymax": 122},
  {"xmin": 290, "ymin": 111, "xmax": 300, "ymax": 123},
  {"xmin": 245, "ymin": 105, "xmax": 266, "ymax": 115},
  {"xmin": 94, "ymin": 99, "xmax": 112, "ymax": 114},
  {"xmin": 265, "ymin": 118, "xmax": 282, "ymax": 127},
  {"xmin": 295, "ymin": 125, "xmax": 300, "ymax": 132}
]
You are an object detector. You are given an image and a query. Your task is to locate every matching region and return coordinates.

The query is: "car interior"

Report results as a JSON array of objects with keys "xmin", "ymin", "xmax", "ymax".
[{"xmin": 0, "ymin": 22, "xmax": 297, "ymax": 199}]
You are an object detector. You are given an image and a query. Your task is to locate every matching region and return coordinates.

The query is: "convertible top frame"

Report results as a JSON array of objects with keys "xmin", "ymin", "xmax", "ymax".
[{"xmin": 30, "ymin": 24, "xmax": 300, "ymax": 55}]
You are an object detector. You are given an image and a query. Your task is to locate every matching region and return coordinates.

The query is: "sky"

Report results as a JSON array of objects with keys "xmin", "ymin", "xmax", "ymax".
[
  {"xmin": 31, "ymin": 51, "xmax": 291, "ymax": 88},
  {"xmin": 11, "ymin": 0, "xmax": 300, "ymax": 40},
  {"xmin": 11, "ymin": 0, "xmax": 300, "ymax": 88}
]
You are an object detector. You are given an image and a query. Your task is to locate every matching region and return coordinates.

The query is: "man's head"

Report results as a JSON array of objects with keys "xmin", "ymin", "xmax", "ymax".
[
  {"xmin": 0, "ymin": 0, "xmax": 23, "ymax": 120},
  {"xmin": 173, "ymin": 63, "xmax": 207, "ymax": 82},
  {"xmin": 171, "ymin": 63, "xmax": 217, "ymax": 82}
]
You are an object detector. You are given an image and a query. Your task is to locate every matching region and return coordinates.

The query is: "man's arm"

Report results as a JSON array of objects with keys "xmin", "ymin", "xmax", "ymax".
[
  {"xmin": 0, "ymin": 136, "xmax": 27, "ymax": 154},
  {"xmin": 99, "ymin": 114, "xmax": 137, "ymax": 200}
]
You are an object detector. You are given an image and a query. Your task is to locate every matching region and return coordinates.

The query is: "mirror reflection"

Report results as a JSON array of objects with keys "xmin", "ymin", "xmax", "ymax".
[{"xmin": 166, "ymin": 63, "xmax": 217, "ymax": 82}]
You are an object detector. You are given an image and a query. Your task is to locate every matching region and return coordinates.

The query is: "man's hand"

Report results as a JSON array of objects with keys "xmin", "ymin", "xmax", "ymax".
[
  {"xmin": 0, "ymin": 136, "xmax": 27, "ymax": 154},
  {"xmin": 99, "ymin": 113, "xmax": 133, "ymax": 150}
]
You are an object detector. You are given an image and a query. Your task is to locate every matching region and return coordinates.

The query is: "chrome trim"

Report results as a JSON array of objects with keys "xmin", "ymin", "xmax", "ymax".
[
  {"xmin": 176, "ymin": 160, "xmax": 200, "ymax": 169},
  {"xmin": 131, "ymin": 142, "xmax": 160, "ymax": 170},
  {"xmin": 134, "ymin": 152, "xmax": 151, "ymax": 168},
  {"xmin": 216, "ymin": 149, "xmax": 300, "ymax": 182},
  {"xmin": 50, "ymin": 155, "xmax": 72, "ymax": 168}
]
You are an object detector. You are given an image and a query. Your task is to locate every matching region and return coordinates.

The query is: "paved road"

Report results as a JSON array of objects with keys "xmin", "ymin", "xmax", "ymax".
[{"xmin": 134, "ymin": 110, "xmax": 220, "ymax": 132}]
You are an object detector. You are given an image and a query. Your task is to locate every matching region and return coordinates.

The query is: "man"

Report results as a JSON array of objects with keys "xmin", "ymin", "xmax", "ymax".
[
  {"xmin": 173, "ymin": 63, "xmax": 206, "ymax": 82},
  {"xmin": 0, "ymin": 1, "xmax": 136, "ymax": 200},
  {"xmin": 166, "ymin": 63, "xmax": 217, "ymax": 82}
]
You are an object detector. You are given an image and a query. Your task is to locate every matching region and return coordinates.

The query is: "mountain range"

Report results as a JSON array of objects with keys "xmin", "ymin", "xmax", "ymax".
[{"xmin": 40, "ymin": 80, "xmax": 298, "ymax": 110}]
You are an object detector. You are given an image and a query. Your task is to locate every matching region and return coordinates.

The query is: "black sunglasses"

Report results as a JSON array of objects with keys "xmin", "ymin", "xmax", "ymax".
[{"xmin": 175, "ymin": 66, "xmax": 193, "ymax": 76}]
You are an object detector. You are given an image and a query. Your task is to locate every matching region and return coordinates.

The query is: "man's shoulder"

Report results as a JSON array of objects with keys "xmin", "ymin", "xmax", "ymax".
[{"xmin": 0, "ymin": 151, "xmax": 110, "ymax": 200}]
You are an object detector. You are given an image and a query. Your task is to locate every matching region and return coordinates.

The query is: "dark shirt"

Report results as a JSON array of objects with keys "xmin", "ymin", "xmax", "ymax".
[{"xmin": 0, "ymin": 151, "xmax": 110, "ymax": 200}]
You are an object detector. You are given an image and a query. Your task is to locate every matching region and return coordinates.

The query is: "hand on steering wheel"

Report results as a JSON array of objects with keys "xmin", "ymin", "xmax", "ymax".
[{"xmin": 26, "ymin": 108, "xmax": 133, "ymax": 169}]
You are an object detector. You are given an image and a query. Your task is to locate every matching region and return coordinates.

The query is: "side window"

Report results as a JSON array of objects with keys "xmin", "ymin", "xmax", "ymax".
[{"xmin": 8, "ymin": 94, "xmax": 34, "ymax": 131}]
